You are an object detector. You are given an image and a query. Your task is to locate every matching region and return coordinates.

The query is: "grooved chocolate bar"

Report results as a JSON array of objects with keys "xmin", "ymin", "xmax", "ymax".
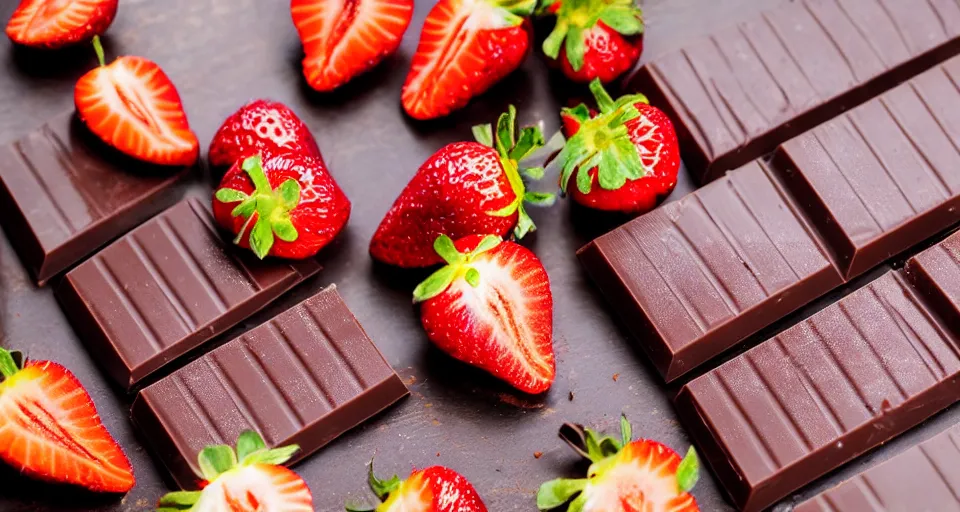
[
  {"xmin": 580, "ymin": 55, "xmax": 960, "ymax": 381},
  {"xmin": 675, "ymin": 231, "xmax": 960, "ymax": 512},
  {"xmin": 632, "ymin": 0, "xmax": 960, "ymax": 183},
  {"xmin": 578, "ymin": 160, "xmax": 843, "ymax": 381},
  {"xmin": 56, "ymin": 198, "xmax": 321, "ymax": 390},
  {"xmin": 131, "ymin": 286, "xmax": 408, "ymax": 490},
  {"xmin": 795, "ymin": 423, "xmax": 960, "ymax": 511},
  {"xmin": 0, "ymin": 112, "xmax": 188, "ymax": 285}
]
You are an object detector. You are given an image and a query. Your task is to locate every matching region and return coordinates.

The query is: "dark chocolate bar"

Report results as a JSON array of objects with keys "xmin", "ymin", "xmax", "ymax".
[
  {"xmin": 632, "ymin": 0, "xmax": 960, "ymax": 183},
  {"xmin": 56, "ymin": 198, "xmax": 321, "ymax": 390},
  {"xmin": 675, "ymin": 231, "xmax": 960, "ymax": 512},
  {"xmin": 0, "ymin": 112, "xmax": 188, "ymax": 285},
  {"xmin": 580, "ymin": 54, "xmax": 960, "ymax": 381},
  {"xmin": 578, "ymin": 160, "xmax": 843, "ymax": 381},
  {"xmin": 795, "ymin": 422, "xmax": 960, "ymax": 511},
  {"xmin": 131, "ymin": 285, "xmax": 408, "ymax": 490}
]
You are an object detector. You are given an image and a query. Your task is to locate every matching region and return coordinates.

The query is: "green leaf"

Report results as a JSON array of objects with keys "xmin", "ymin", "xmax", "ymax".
[
  {"xmin": 413, "ymin": 266, "xmax": 458, "ymax": 303},
  {"xmin": 568, "ymin": 492, "xmax": 588, "ymax": 512},
  {"xmin": 584, "ymin": 428, "xmax": 604, "ymax": 462},
  {"xmin": 367, "ymin": 461, "xmax": 402, "ymax": 499},
  {"xmin": 599, "ymin": 6, "xmax": 644, "ymax": 35},
  {"xmin": 524, "ymin": 191, "xmax": 555, "ymax": 206},
  {"xmin": 0, "ymin": 347, "xmax": 20, "ymax": 380},
  {"xmin": 472, "ymin": 124, "xmax": 494, "ymax": 147},
  {"xmin": 231, "ymin": 198, "xmax": 256, "ymax": 219},
  {"xmin": 495, "ymin": 0, "xmax": 537, "ymax": 17},
  {"xmin": 243, "ymin": 445, "xmax": 300, "ymax": 466},
  {"xmin": 561, "ymin": 104, "xmax": 591, "ymax": 124},
  {"xmin": 676, "ymin": 447, "xmax": 700, "ymax": 493},
  {"xmin": 465, "ymin": 267, "xmax": 481, "ymax": 287},
  {"xmin": 536, "ymin": 478, "xmax": 587, "ymax": 510},
  {"xmin": 241, "ymin": 155, "xmax": 271, "ymax": 193},
  {"xmin": 597, "ymin": 435, "xmax": 622, "ymax": 457},
  {"xmin": 576, "ymin": 163, "xmax": 593, "ymax": 194},
  {"xmin": 215, "ymin": 188, "xmax": 249, "ymax": 204},
  {"xmin": 486, "ymin": 199, "xmax": 520, "ymax": 217},
  {"xmin": 514, "ymin": 205, "xmax": 536, "ymax": 239},
  {"xmin": 272, "ymin": 217, "xmax": 299, "ymax": 242},
  {"xmin": 597, "ymin": 148, "xmax": 627, "ymax": 191},
  {"xmin": 344, "ymin": 501, "xmax": 377, "ymax": 512},
  {"xmin": 565, "ymin": 27, "xmax": 586, "ymax": 71},
  {"xmin": 543, "ymin": 21, "xmax": 569, "ymax": 59},
  {"xmin": 510, "ymin": 126, "xmax": 545, "ymax": 162},
  {"xmin": 496, "ymin": 105, "xmax": 518, "ymax": 157},
  {"xmin": 235, "ymin": 430, "xmax": 266, "ymax": 462},
  {"xmin": 278, "ymin": 179, "xmax": 301, "ymax": 210},
  {"xmin": 521, "ymin": 166, "xmax": 545, "ymax": 180},
  {"xmin": 432, "ymin": 234, "xmax": 462, "ymax": 265},
  {"xmin": 589, "ymin": 79, "xmax": 615, "ymax": 113},
  {"xmin": 157, "ymin": 491, "xmax": 202, "ymax": 509},
  {"xmin": 620, "ymin": 415, "xmax": 632, "ymax": 446},
  {"xmin": 198, "ymin": 445, "xmax": 237, "ymax": 481},
  {"xmin": 470, "ymin": 235, "xmax": 502, "ymax": 257},
  {"xmin": 557, "ymin": 134, "xmax": 588, "ymax": 193},
  {"xmin": 249, "ymin": 218, "xmax": 275, "ymax": 259}
]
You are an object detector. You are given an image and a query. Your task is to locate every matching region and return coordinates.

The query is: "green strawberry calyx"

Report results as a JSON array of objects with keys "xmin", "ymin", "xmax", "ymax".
[
  {"xmin": 541, "ymin": 0, "xmax": 643, "ymax": 71},
  {"xmin": 344, "ymin": 459, "xmax": 405, "ymax": 512},
  {"xmin": 558, "ymin": 79, "xmax": 649, "ymax": 196},
  {"xmin": 214, "ymin": 155, "xmax": 302, "ymax": 260},
  {"xmin": 157, "ymin": 430, "xmax": 300, "ymax": 511},
  {"xmin": 485, "ymin": 0, "xmax": 538, "ymax": 26},
  {"xmin": 535, "ymin": 415, "xmax": 700, "ymax": 511},
  {"xmin": 472, "ymin": 105, "xmax": 554, "ymax": 240},
  {"xmin": 0, "ymin": 347, "xmax": 24, "ymax": 382},
  {"xmin": 412, "ymin": 235, "xmax": 502, "ymax": 303}
]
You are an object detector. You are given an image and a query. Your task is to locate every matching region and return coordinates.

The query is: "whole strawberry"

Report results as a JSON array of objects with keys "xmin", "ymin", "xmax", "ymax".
[
  {"xmin": 209, "ymin": 99, "xmax": 321, "ymax": 170},
  {"xmin": 347, "ymin": 461, "xmax": 487, "ymax": 512},
  {"xmin": 75, "ymin": 36, "xmax": 199, "ymax": 166},
  {"xmin": 402, "ymin": 0, "xmax": 535, "ymax": 120},
  {"xmin": 370, "ymin": 106, "xmax": 553, "ymax": 268},
  {"xmin": 541, "ymin": 0, "xmax": 643, "ymax": 83},
  {"xmin": 157, "ymin": 430, "xmax": 313, "ymax": 511},
  {"xmin": 293, "ymin": 0, "xmax": 414, "ymax": 92},
  {"xmin": 414, "ymin": 234, "xmax": 555, "ymax": 394},
  {"xmin": 6, "ymin": 0, "xmax": 118, "ymax": 49},
  {"xmin": 557, "ymin": 79, "xmax": 679, "ymax": 214},
  {"xmin": 538, "ymin": 416, "xmax": 700, "ymax": 512},
  {"xmin": 0, "ymin": 346, "xmax": 134, "ymax": 493},
  {"xmin": 213, "ymin": 154, "xmax": 350, "ymax": 259}
]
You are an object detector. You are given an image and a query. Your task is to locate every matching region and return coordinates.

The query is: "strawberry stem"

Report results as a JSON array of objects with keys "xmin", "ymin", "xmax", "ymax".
[
  {"xmin": 92, "ymin": 35, "xmax": 106, "ymax": 67},
  {"xmin": 0, "ymin": 347, "xmax": 20, "ymax": 380},
  {"xmin": 541, "ymin": 0, "xmax": 644, "ymax": 70},
  {"xmin": 412, "ymin": 235, "xmax": 502, "ymax": 303}
]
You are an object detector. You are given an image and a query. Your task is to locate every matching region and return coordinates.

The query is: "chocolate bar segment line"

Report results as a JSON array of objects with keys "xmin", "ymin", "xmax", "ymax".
[
  {"xmin": 675, "ymin": 229, "xmax": 960, "ymax": 512},
  {"xmin": 794, "ymin": 422, "xmax": 960, "ymax": 511},
  {"xmin": 56, "ymin": 197, "xmax": 321, "ymax": 390},
  {"xmin": 0, "ymin": 112, "xmax": 187, "ymax": 285},
  {"xmin": 632, "ymin": 0, "xmax": 960, "ymax": 183},
  {"xmin": 131, "ymin": 285, "xmax": 409, "ymax": 490}
]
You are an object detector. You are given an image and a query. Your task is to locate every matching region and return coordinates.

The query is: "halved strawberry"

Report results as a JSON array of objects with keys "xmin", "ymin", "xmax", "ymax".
[
  {"xmin": 0, "ymin": 346, "xmax": 134, "ymax": 493},
  {"xmin": 541, "ymin": 0, "xmax": 643, "ymax": 83},
  {"xmin": 413, "ymin": 234, "xmax": 555, "ymax": 394},
  {"xmin": 538, "ymin": 416, "xmax": 700, "ymax": 512},
  {"xmin": 158, "ymin": 430, "xmax": 312, "ymax": 511},
  {"xmin": 6, "ymin": 0, "xmax": 118, "ymax": 49},
  {"xmin": 74, "ymin": 36, "xmax": 199, "ymax": 166},
  {"xmin": 557, "ymin": 79, "xmax": 679, "ymax": 214},
  {"xmin": 292, "ymin": 0, "xmax": 414, "ymax": 92},
  {"xmin": 208, "ymin": 99, "xmax": 321, "ymax": 170},
  {"xmin": 347, "ymin": 461, "xmax": 487, "ymax": 512},
  {"xmin": 401, "ymin": 0, "xmax": 535, "ymax": 120}
]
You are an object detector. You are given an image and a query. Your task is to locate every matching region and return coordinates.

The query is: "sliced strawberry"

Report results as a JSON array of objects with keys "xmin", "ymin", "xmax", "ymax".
[
  {"xmin": 6, "ymin": 0, "xmax": 118, "ymax": 49},
  {"xmin": 158, "ymin": 430, "xmax": 312, "ymax": 511},
  {"xmin": 401, "ymin": 0, "xmax": 535, "ymax": 120},
  {"xmin": 0, "ymin": 347, "xmax": 134, "ymax": 493},
  {"xmin": 293, "ymin": 0, "xmax": 413, "ymax": 92},
  {"xmin": 370, "ymin": 106, "xmax": 552, "ymax": 268},
  {"xmin": 347, "ymin": 462, "xmax": 487, "ymax": 512},
  {"xmin": 538, "ymin": 416, "xmax": 700, "ymax": 512},
  {"xmin": 557, "ymin": 79, "xmax": 679, "ymax": 214},
  {"xmin": 213, "ymin": 153, "xmax": 351, "ymax": 260},
  {"xmin": 208, "ymin": 99, "xmax": 321, "ymax": 170},
  {"xmin": 541, "ymin": 0, "xmax": 643, "ymax": 83},
  {"xmin": 74, "ymin": 36, "xmax": 199, "ymax": 166},
  {"xmin": 413, "ymin": 235, "xmax": 555, "ymax": 394}
]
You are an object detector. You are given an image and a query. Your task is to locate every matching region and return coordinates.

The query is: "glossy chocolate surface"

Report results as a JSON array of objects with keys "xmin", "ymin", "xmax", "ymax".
[
  {"xmin": 56, "ymin": 198, "xmax": 321, "ymax": 390},
  {"xmin": 0, "ymin": 112, "xmax": 188, "ymax": 285},
  {"xmin": 795, "ymin": 422, "xmax": 960, "ymax": 511},
  {"xmin": 131, "ymin": 286, "xmax": 408, "ymax": 489},
  {"xmin": 632, "ymin": 0, "xmax": 960, "ymax": 182}
]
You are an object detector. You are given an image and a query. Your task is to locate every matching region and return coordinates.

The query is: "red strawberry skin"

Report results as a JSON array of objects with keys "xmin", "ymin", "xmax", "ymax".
[
  {"xmin": 213, "ymin": 153, "xmax": 351, "ymax": 259},
  {"xmin": 370, "ymin": 141, "xmax": 518, "ymax": 267},
  {"xmin": 292, "ymin": 0, "xmax": 414, "ymax": 92},
  {"xmin": 418, "ymin": 235, "xmax": 555, "ymax": 394},
  {"xmin": 75, "ymin": 53, "xmax": 199, "ymax": 166},
  {"xmin": 563, "ymin": 102, "xmax": 679, "ymax": 213},
  {"xmin": 208, "ymin": 99, "xmax": 321, "ymax": 169},
  {"xmin": 0, "ymin": 359, "xmax": 135, "ymax": 493},
  {"xmin": 6, "ymin": 0, "xmax": 118, "ymax": 49},
  {"xmin": 401, "ymin": 0, "xmax": 532, "ymax": 120},
  {"xmin": 557, "ymin": 23, "xmax": 642, "ymax": 84}
]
